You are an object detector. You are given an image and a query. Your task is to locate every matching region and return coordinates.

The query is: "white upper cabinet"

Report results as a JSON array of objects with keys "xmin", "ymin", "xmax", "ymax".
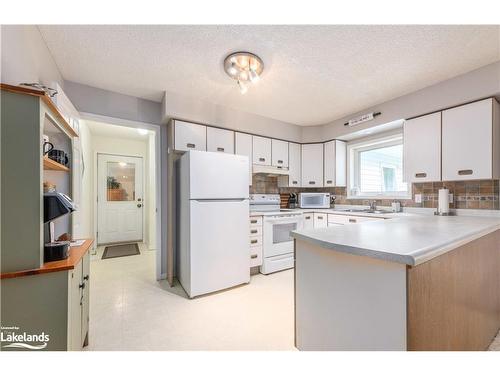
[
  {"xmin": 253, "ymin": 136, "xmax": 272, "ymax": 166},
  {"xmin": 235, "ymin": 132, "xmax": 253, "ymax": 186},
  {"xmin": 442, "ymin": 98, "xmax": 499, "ymax": 181},
  {"xmin": 271, "ymin": 139, "xmax": 289, "ymax": 168},
  {"xmin": 207, "ymin": 127, "xmax": 234, "ymax": 154},
  {"xmin": 324, "ymin": 140, "xmax": 346, "ymax": 187},
  {"xmin": 288, "ymin": 142, "xmax": 301, "ymax": 187},
  {"xmin": 174, "ymin": 120, "xmax": 207, "ymax": 152},
  {"xmin": 404, "ymin": 112, "xmax": 442, "ymax": 183},
  {"xmin": 301, "ymin": 143, "xmax": 324, "ymax": 187}
]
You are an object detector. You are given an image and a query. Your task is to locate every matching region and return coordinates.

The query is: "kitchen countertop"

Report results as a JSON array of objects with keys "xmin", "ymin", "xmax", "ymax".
[{"xmin": 290, "ymin": 215, "xmax": 500, "ymax": 266}]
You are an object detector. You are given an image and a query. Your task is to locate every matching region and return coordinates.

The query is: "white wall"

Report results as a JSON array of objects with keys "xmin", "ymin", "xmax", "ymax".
[
  {"xmin": 302, "ymin": 61, "xmax": 500, "ymax": 142},
  {"xmin": 77, "ymin": 120, "xmax": 94, "ymax": 239},
  {"xmin": 0, "ymin": 25, "xmax": 64, "ymax": 88},
  {"xmin": 162, "ymin": 90, "xmax": 303, "ymax": 142},
  {"xmin": 91, "ymin": 134, "xmax": 151, "ymax": 246}
]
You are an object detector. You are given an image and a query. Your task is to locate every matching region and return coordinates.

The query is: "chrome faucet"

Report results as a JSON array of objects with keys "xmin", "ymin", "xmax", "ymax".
[{"xmin": 369, "ymin": 200, "xmax": 377, "ymax": 210}]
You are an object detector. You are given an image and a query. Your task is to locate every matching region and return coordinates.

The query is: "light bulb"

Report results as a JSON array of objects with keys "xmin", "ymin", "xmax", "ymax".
[
  {"xmin": 237, "ymin": 80, "xmax": 248, "ymax": 95},
  {"xmin": 249, "ymin": 68, "xmax": 260, "ymax": 83},
  {"xmin": 228, "ymin": 63, "xmax": 238, "ymax": 76}
]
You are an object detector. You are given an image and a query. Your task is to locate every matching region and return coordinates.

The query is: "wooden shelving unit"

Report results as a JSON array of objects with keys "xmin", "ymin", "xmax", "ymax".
[{"xmin": 43, "ymin": 156, "xmax": 70, "ymax": 172}]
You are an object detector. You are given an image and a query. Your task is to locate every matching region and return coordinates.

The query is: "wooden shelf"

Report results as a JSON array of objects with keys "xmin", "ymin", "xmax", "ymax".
[
  {"xmin": 0, "ymin": 239, "xmax": 94, "ymax": 279},
  {"xmin": 1, "ymin": 83, "xmax": 79, "ymax": 138},
  {"xmin": 44, "ymin": 157, "xmax": 70, "ymax": 172}
]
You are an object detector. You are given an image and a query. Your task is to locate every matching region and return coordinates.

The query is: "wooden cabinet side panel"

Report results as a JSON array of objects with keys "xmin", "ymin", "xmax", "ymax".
[{"xmin": 407, "ymin": 230, "xmax": 500, "ymax": 350}]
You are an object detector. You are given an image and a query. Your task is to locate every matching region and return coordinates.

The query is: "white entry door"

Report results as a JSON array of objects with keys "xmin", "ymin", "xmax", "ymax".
[{"xmin": 97, "ymin": 154, "xmax": 144, "ymax": 244}]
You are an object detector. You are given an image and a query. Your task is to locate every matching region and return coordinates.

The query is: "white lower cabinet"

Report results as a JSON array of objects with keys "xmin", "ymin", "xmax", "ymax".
[
  {"xmin": 313, "ymin": 213, "xmax": 328, "ymax": 228},
  {"xmin": 69, "ymin": 252, "xmax": 90, "ymax": 350},
  {"xmin": 249, "ymin": 216, "xmax": 263, "ymax": 267},
  {"xmin": 302, "ymin": 213, "xmax": 314, "ymax": 229},
  {"xmin": 328, "ymin": 214, "xmax": 383, "ymax": 225}
]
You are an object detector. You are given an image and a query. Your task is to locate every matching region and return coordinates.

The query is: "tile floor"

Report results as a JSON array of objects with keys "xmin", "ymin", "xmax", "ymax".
[
  {"xmin": 86, "ymin": 243, "xmax": 295, "ymax": 350},
  {"xmin": 87, "ymin": 243, "xmax": 500, "ymax": 351}
]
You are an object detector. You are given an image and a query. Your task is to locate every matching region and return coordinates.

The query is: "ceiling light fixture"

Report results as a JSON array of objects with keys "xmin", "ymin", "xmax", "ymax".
[{"xmin": 224, "ymin": 52, "xmax": 264, "ymax": 94}]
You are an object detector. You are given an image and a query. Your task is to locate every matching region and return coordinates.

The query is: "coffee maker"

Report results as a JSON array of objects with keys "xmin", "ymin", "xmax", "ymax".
[{"xmin": 43, "ymin": 192, "xmax": 76, "ymax": 262}]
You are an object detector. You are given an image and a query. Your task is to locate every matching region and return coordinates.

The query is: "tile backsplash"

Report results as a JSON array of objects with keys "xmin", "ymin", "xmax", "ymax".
[{"xmin": 251, "ymin": 174, "xmax": 500, "ymax": 210}]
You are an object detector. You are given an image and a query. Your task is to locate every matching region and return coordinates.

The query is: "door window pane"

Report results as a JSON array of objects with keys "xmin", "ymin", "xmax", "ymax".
[{"xmin": 107, "ymin": 161, "xmax": 135, "ymax": 201}]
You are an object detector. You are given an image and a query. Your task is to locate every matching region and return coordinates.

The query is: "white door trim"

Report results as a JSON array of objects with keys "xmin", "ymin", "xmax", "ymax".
[
  {"xmin": 97, "ymin": 153, "xmax": 145, "ymax": 245},
  {"xmin": 80, "ymin": 112, "xmax": 164, "ymax": 281}
]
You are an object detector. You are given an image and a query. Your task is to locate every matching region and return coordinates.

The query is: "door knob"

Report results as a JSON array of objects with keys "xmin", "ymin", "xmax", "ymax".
[{"xmin": 137, "ymin": 204, "xmax": 142, "ymax": 208}]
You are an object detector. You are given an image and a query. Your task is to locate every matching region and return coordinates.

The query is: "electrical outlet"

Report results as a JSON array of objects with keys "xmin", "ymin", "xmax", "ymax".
[{"xmin": 415, "ymin": 194, "xmax": 422, "ymax": 203}]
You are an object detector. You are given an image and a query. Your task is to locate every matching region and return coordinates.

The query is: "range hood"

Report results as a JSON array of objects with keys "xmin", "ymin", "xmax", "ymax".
[{"xmin": 252, "ymin": 164, "xmax": 289, "ymax": 176}]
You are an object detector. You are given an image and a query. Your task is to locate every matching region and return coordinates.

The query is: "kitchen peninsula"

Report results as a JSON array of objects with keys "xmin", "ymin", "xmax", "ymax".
[{"xmin": 291, "ymin": 215, "xmax": 500, "ymax": 351}]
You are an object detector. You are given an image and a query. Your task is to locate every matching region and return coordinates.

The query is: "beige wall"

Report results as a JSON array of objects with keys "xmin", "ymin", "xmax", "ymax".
[{"xmin": 302, "ymin": 61, "xmax": 500, "ymax": 142}]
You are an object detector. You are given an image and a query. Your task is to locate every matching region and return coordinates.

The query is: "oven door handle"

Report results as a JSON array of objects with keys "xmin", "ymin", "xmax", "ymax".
[{"xmin": 264, "ymin": 218, "xmax": 301, "ymax": 224}]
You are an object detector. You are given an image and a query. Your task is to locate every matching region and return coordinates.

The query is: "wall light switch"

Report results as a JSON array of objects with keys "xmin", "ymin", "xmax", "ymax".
[{"xmin": 415, "ymin": 194, "xmax": 422, "ymax": 203}]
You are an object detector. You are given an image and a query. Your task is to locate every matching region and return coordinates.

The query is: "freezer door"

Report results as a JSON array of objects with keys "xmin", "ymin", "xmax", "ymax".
[
  {"xmin": 189, "ymin": 199, "xmax": 250, "ymax": 297},
  {"xmin": 188, "ymin": 151, "xmax": 249, "ymax": 199}
]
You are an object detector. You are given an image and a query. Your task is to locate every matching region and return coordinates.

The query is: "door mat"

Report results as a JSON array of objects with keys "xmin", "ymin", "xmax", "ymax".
[{"xmin": 102, "ymin": 243, "xmax": 140, "ymax": 259}]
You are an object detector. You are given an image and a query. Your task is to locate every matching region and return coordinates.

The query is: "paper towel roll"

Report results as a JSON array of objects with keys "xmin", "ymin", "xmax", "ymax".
[{"xmin": 438, "ymin": 188, "xmax": 450, "ymax": 214}]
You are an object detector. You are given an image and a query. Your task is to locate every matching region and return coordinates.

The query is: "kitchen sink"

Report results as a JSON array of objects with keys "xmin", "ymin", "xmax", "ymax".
[{"xmin": 334, "ymin": 208, "xmax": 392, "ymax": 214}]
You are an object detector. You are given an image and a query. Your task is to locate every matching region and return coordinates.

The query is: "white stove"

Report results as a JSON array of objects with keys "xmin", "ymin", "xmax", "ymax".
[{"xmin": 250, "ymin": 194, "xmax": 303, "ymax": 274}]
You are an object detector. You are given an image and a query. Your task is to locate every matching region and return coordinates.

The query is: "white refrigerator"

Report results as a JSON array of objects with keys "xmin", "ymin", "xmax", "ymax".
[{"xmin": 178, "ymin": 150, "xmax": 250, "ymax": 298}]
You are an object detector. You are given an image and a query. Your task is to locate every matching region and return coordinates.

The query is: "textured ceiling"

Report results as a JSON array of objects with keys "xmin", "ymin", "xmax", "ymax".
[{"xmin": 38, "ymin": 25, "xmax": 500, "ymax": 126}]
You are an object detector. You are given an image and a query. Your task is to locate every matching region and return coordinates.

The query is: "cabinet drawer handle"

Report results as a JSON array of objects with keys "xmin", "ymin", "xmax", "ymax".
[
  {"xmin": 259, "ymin": 157, "xmax": 265, "ymax": 162},
  {"xmin": 415, "ymin": 173, "xmax": 427, "ymax": 178},
  {"xmin": 250, "ymin": 229, "xmax": 258, "ymax": 234},
  {"xmin": 250, "ymin": 254, "xmax": 258, "ymax": 259},
  {"xmin": 458, "ymin": 169, "xmax": 473, "ymax": 176},
  {"xmin": 277, "ymin": 160, "xmax": 283, "ymax": 164},
  {"xmin": 292, "ymin": 181, "xmax": 298, "ymax": 185},
  {"xmin": 250, "ymin": 239, "xmax": 258, "ymax": 244},
  {"xmin": 326, "ymin": 180, "xmax": 333, "ymax": 184},
  {"xmin": 305, "ymin": 216, "xmax": 311, "ymax": 219},
  {"xmin": 217, "ymin": 147, "xmax": 225, "ymax": 152},
  {"xmin": 349, "ymin": 218, "xmax": 357, "ymax": 223},
  {"xmin": 309, "ymin": 181, "xmax": 316, "ymax": 185},
  {"xmin": 317, "ymin": 216, "xmax": 323, "ymax": 220},
  {"xmin": 186, "ymin": 143, "xmax": 195, "ymax": 149},
  {"xmin": 250, "ymin": 219, "xmax": 258, "ymax": 224}
]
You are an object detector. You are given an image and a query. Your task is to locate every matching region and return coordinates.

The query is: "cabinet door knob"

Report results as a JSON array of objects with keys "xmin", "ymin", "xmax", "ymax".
[
  {"xmin": 137, "ymin": 203, "xmax": 142, "ymax": 208},
  {"xmin": 305, "ymin": 216, "xmax": 311, "ymax": 219},
  {"xmin": 186, "ymin": 143, "xmax": 195, "ymax": 149},
  {"xmin": 277, "ymin": 160, "xmax": 283, "ymax": 164},
  {"xmin": 250, "ymin": 229, "xmax": 258, "ymax": 234},
  {"xmin": 217, "ymin": 147, "xmax": 225, "ymax": 152},
  {"xmin": 415, "ymin": 173, "xmax": 427, "ymax": 178},
  {"xmin": 79, "ymin": 282, "xmax": 85, "ymax": 289},
  {"xmin": 292, "ymin": 181, "xmax": 298, "ymax": 185},
  {"xmin": 458, "ymin": 169, "xmax": 473, "ymax": 176},
  {"xmin": 250, "ymin": 239, "xmax": 258, "ymax": 244},
  {"xmin": 83, "ymin": 275, "xmax": 89, "ymax": 281},
  {"xmin": 250, "ymin": 254, "xmax": 258, "ymax": 259},
  {"xmin": 259, "ymin": 157, "xmax": 265, "ymax": 162},
  {"xmin": 309, "ymin": 181, "xmax": 316, "ymax": 185},
  {"xmin": 349, "ymin": 218, "xmax": 357, "ymax": 223},
  {"xmin": 326, "ymin": 180, "xmax": 333, "ymax": 184},
  {"xmin": 250, "ymin": 220, "xmax": 257, "ymax": 224},
  {"xmin": 317, "ymin": 216, "xmax": 323, "ymax": 220}
]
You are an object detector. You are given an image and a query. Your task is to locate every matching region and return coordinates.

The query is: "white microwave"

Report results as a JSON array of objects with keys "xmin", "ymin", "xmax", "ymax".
[{"xmin": 299, "ymin": 193, "xmax": 331, "ymax": 209}]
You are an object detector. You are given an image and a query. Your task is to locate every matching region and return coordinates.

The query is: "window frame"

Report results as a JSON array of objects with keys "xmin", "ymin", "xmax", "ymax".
[{"xmin": 347, "ymin": 133, "xmax": 411, "ymax": 200}]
